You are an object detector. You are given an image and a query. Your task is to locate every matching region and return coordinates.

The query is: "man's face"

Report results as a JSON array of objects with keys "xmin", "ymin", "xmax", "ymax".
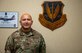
[{"xmin": 20, "ymin": 14, "xmax": 33, "ymax": 29}]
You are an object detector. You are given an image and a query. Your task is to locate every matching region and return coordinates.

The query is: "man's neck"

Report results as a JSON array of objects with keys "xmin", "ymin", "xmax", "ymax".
[{"xmin": 21, "ymin": 27, "xmax": 31, "ymax": 33}]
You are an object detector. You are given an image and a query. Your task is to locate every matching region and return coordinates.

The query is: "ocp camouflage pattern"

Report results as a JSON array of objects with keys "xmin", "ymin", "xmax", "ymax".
[{"xmin": 5, "ymin": 29, "xmax": 46, "ymax": 53}]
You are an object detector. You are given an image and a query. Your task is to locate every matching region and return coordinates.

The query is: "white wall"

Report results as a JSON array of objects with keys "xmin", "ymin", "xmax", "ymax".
[{"xmin": 0, "ymin": 0, "xmax": 82, "ymax": 53}]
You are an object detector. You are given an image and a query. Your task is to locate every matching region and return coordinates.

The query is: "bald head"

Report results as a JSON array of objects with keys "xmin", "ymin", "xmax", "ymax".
[{"xmin": 20, "ymin": 13, "xmax": 32, "ymax": 21}]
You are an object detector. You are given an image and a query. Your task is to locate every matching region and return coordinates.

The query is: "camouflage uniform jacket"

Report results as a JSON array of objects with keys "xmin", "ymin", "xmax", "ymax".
[{"xmin": 5, "ymin": 28, "xmax": 46, "ymax": 53}]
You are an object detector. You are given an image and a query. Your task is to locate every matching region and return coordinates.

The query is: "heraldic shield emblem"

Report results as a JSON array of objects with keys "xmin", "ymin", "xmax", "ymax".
[{"xmin": 39, "ymin": 1, "xmax": 67, "ymax": 31}]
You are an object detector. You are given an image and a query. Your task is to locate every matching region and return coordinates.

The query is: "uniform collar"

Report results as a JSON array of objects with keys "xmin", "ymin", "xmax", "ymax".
[{"xmin": 19, "ymin": 28, "xmax": 33, "ymax": 37}]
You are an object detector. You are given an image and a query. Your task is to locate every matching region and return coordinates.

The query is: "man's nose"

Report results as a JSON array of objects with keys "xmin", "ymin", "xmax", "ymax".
[{"xmin": 25, "ymin": 19, "xmax": 28, "ymax": 22}]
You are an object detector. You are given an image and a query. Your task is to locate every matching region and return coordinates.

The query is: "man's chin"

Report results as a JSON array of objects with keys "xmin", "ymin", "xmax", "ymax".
[{"xmin": 22, "ymin": 26, "xmax": 30, "ymax": 29}]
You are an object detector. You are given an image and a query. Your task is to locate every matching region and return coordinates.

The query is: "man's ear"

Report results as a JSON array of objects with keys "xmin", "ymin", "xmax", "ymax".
[
  {"xmin": 31, "ymin": 20, "xmax": 33, "ymax": 25},
  {"xmin": 20, "ymin": 21, "xmax": 21, "ymax": 25}
]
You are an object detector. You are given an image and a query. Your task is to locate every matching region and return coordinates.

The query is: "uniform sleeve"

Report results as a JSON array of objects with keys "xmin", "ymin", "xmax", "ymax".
[
  {"xmin": 5, "ymin": 35, "xmax": 14, "ymax": 53},
  {"xmin": 39, "ymin": 36, "xmax": 46, "ymax": 53}
]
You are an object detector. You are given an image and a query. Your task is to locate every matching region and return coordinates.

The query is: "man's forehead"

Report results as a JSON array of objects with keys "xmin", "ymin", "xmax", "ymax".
[{"xmin": 21, "ymin": 13, "xmax": 32, "ymax": 19}]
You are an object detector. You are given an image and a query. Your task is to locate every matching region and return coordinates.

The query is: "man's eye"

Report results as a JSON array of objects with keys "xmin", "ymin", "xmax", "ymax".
[
  {"xmin": 27, "ymin": 19, "xmax": 31, "ymax": 21},
  {"xmin": 22, "ymin": 19, "xmax": 31, "ymax": 21},
  {"xmin": 22, "ymin": 19, "xmax": 26, "ymax": 21}
]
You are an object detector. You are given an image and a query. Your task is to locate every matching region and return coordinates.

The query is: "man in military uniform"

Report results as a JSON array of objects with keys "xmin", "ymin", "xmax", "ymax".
[{"xmin": 5, "ymin": 13, "xmax": 46, "ymax": 53}]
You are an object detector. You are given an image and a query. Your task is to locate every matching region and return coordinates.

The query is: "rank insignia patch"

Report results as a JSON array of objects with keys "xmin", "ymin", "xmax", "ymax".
[{"xmin": 39, "ymin": 1, "xmax": 67, "ymax": 31}]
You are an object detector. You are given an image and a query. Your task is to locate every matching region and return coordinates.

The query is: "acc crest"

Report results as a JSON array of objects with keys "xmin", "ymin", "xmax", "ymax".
[{"xmin": 39, "ymin": 1, "xmax": 67, "ymax": 31}]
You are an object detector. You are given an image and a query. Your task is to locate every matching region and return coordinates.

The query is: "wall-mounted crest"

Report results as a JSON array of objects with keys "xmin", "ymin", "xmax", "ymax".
[{"xmin": 39, "ymin": 1, "xmax": 67, "ymax": 31}]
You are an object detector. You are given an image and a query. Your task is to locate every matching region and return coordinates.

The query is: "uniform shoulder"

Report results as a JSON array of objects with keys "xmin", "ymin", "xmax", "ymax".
[
  {"xmin": 32, "ymin": 29, "xmax": 44, "ymax": 38},
  {"xmin": 10, "ymin": 29, "xmax": 20, "ymax": 38}
]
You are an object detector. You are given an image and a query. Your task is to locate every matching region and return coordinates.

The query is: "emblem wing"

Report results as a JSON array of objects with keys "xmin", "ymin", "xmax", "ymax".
[
  {"xmin": 53, "ymin": 5, "xmax": 60, "ymax": 19},
  {"xmin": 46, "ymin": 4, "xmax": 52, "ymax": 19}
]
